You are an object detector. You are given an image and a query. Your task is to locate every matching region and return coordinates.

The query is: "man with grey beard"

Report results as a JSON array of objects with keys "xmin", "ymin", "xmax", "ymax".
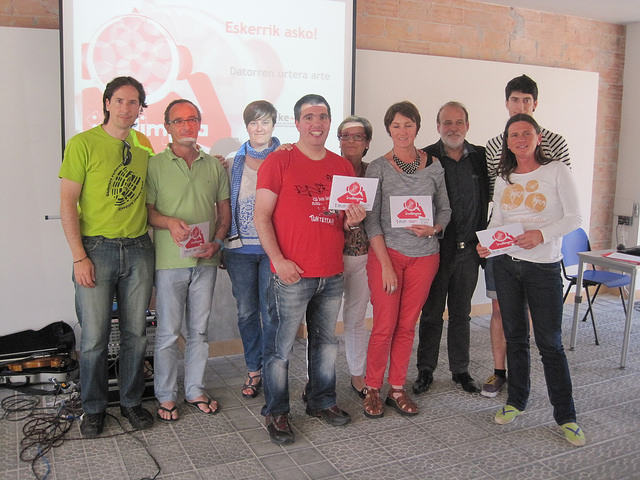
[{"xmin": 413, "ymin": 101, "xmax": 490, "ymax": 395}]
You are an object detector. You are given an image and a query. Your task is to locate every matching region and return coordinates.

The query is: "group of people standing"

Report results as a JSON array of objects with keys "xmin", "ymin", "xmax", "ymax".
[{"xmin": 59, "ymin": 73, "xmax": 584, "ymax": 449}]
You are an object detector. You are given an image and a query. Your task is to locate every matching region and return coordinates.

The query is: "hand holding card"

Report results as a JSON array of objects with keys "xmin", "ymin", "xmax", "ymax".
[
  {"xmin": 389, "ymin": 196, "xmax": 433, "ymax": 227},
  {"xmin": 180, "ymin": 221, "xmax": 210, "ymax": 258},
  {"xmin": 476, "ymin": 224, "xmax": 525, "ymax": 258},
  {"xmin": 329, "ymin": 175, "xmax": 378, "ymax": 211}
]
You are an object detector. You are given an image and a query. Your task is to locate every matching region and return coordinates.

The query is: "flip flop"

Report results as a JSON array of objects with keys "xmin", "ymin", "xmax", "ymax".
[
  {"xmin": 184, "ymin": 397, "xmax": 219, "ymax": 415},
  {"xmin": 157, "ymin": 404, "xmax": 179, "ymax": 422}
]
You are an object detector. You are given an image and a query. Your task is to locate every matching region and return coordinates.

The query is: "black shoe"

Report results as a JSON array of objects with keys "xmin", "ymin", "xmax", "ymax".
[
  {"xmin": 412, "ymin": 371, "xmax": 433, "ymax": 395},
  {"xmin": 452, "ymin": 372, "xmax": 481, "ymax": 393},
  {"xmin": 305, "ymin": 404, "xmax": 352, "ymax": 426},
  {"xmin": 351, "ymin": 380, "xmax": 367, "ymax": 399},
  {"xmin": 120, "ymin": 405, "xmax": 154, "ymax": 430},
  {"xmin": 80, "ymin": 411, "xmax": 106, "ymax": 438},
  {"xmin": 265, "ymin": 413, "xmax": 295, "ymax": 445}
]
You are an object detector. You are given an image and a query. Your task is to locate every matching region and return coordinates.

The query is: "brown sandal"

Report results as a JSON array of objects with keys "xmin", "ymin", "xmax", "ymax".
[
  {"xmin": 363, "ymin": 387, "xmax": 384, "ymax": 418},
  {"xmin": 385, "ymin": 387, "xmax": 419, "ymax": 416}
]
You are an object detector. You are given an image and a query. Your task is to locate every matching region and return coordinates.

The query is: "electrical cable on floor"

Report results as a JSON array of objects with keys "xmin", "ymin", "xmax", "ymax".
[
  {"xmin": 99, "ymin": 413, "xmax": 161, "ymax": 480},
  {"xmin": 36, "ymin": 446, "xmax": 51, "ymax": 480},
  {"xmin": 1, "ymin": 390, "xmax": 80, "ymax": 480},
  {"xmin": 107, "ymin": 354, "xmax": 161, "ymax": 479},
  {"xmin": 103, "ymin": 353, "xmax": 160, "ymax": 479},
  {"xmin": 1, "ymin": 384, "xmax": 161, "ymax": 480}
]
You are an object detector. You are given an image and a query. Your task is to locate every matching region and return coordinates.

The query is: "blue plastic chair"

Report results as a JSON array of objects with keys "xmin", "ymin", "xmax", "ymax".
[{"xmin": 561, "ymin": 228, "xmax": 630, "ymax": 345}]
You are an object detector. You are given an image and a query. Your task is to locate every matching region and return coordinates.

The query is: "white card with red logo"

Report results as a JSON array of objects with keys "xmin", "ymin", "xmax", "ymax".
[
  {"xmin": 328, "ymin": 175, "xmax": 378, "ymax": 211},
  {"xmin": 476, "ymin": 224, "xmax": 525, "ymax": 257},
  {"xmin": 390, "ymin": 196, "xmax": 433, "ymax": 227},
  {"xmin": 179, "ymin": 221, "xmax": 210, "ymax": 258}
]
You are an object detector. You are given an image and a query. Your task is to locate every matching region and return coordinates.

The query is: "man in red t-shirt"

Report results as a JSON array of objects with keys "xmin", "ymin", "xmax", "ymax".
[{"xmin": 255, "ymin": 94, "xmax": 365, "ymax": 445}]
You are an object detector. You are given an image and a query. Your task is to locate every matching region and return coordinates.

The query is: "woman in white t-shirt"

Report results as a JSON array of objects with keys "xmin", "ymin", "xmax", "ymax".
[{"xmin": 477, "ymin": 113, "xmax": 585, "ymax": 447}]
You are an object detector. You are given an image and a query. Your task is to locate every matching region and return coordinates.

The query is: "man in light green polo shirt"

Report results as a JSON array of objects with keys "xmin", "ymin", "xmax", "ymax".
[{"xmin": 146, "ymin": 99, "xmax": 230, "ymax": 422}]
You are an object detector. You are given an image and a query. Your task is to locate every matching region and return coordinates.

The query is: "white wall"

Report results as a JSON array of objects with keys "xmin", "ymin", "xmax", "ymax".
[
  {"xmin": 0, "ymin": 27, "xmax": 242, "ymax": 342},
  {"xmin": 0, "ymin": 27, "xmax": 76, "ymax": 336},
  {"xmin": 613, "ymin": 23, "xmax": 640, "ymax": 249},
  {"xmin": 355, "ymin": 50, "xmax": 599, "ymax": 306}
]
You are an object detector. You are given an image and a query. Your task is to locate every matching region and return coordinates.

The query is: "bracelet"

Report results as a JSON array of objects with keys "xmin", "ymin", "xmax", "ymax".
[
  {"xmin": 348, "ymin": 224, "xmax": 361, "ymax": 230},
  {"xmin": 213, "ymin": 238, "xmax": 225, "ymax": 251},
  {"xmin": 73, "ymin": 256, "xmax": 88, "ymax": 264}
]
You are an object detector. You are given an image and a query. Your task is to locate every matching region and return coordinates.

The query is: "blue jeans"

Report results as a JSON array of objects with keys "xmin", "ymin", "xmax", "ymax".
[
  {"xmin": 484, "ymin": 256, "xmax": 498, "ymax": 299},
  {"xmin": 154, "ymin": 266, "xmax": 217, "ymax": 403},
  {"xmin": 224, "ymin": 251, "xmax": 271, "ymax": 373},
  {"xmin": 261, "ymin": 274, "xmax": 343, "ymax": 415},
  {"xmin": 417, "ymin": 246, "xmax": 480, "ymax": 374},
  {"xmin": 494, "ymin": 254, "xmax": 576, "ymax": 425},
  {"xmin": 74, "ymin": 234, "xmax": 154, "ymax": 414}
]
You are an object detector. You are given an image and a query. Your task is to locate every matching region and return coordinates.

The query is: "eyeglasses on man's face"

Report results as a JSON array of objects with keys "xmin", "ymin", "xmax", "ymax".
[
  {"xmin": 338, "ymin": 133, "xmax": 366, "ymax": 142},
  {"xmin": 122, "ymin": 140, "xmax": 132, "ymax": 166},
  {"xmin": 166, "ymin": 117, "xmax": 201, "ymax": 127}
]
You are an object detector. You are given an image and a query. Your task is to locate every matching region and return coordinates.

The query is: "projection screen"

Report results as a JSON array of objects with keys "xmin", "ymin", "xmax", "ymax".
[{"xmin": 60, "ymin": 0, "xmax": 356, "ymax": 155}]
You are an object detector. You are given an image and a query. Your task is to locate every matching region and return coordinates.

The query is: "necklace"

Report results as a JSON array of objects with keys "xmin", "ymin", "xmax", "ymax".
[{"xmin": 392, "ymin": 148, "xmax": 421, "ymax": 174}]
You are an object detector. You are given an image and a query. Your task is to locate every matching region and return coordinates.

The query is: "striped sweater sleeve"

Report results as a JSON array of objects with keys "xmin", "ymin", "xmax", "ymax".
[
  {"xmin": 485, "ymin": 133, "xmax": 502, "ymax": 198},
  {"xmin": 541, "ymin": 128, "xmax": 571, "ymax": 167}
]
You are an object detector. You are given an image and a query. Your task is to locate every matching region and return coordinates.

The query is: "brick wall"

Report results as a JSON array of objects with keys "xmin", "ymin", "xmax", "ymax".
[
  {"xmin": 357, "ymin": 0, "xmax": 625, "ymax": 249},
  {"xmin": 0, "ymin": 0, "xmax": 58, "ymax": 28},
  {"xmin": 2, "ymin": 0, "xmax": 625, "ymax": 248}
]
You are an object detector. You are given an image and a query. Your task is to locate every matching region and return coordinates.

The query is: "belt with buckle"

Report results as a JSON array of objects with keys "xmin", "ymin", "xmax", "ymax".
[{"xmin": 456, "ymin": 242, "xmax": 468, "ymax": 250}]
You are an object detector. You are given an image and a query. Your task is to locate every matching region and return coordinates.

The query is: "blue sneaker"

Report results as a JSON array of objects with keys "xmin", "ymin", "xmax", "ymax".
[
  {"xmin": 494, "ymin": 405, "xmax": 523, "ymax": 425},
  {"xmin": 561, "ymin": 422, "xmax": 586, "ymax": 446}
]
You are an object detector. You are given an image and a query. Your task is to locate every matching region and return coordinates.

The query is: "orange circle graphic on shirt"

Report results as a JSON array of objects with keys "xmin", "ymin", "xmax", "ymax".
[
  {"xmin": 525, "ymin": 179, "xmax": 539, "ymax": 192},
  {"xmin": 525, "ymin": 192, "xmax": 547, "ymax": 212},
  {"xmin": 500, "ymin": 184, "xmax": 525, "ymax": 211}
]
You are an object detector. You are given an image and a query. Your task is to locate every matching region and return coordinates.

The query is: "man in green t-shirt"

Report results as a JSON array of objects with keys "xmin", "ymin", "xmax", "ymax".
[
  {"xmin": 59, "ymin": 76, "xmax": 155, "ymax": 438},
  {"xmin": 146, "ymin": 99, "xmax": 230, "ymax": 422}
]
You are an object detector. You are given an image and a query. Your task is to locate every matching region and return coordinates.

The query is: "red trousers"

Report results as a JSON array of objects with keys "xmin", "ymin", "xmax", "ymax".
[{"xmin": 365, "ymin": 248, "xmax": 439, "ymax": 389}]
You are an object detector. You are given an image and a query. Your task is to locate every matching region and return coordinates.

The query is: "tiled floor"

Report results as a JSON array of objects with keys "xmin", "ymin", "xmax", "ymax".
[{"xmin": 2, "ymin": 295, "xmax": 640, "ymax": 480}]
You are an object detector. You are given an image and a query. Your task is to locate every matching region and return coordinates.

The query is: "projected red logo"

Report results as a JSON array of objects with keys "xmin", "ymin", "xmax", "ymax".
[{"xmin": 82, "ymin": 13, "xmax": 232, "ymax": 152}]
